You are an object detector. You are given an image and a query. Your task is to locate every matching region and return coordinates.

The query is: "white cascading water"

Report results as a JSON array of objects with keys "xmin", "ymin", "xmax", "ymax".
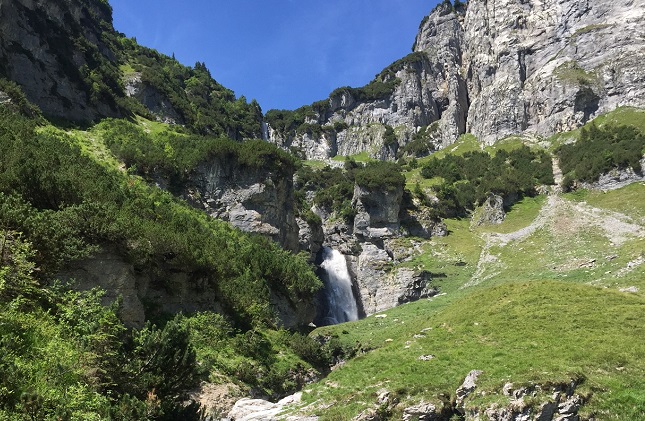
[{"xmin": 319, "ymin": 247, "xmax": 359, "ymax": 325}]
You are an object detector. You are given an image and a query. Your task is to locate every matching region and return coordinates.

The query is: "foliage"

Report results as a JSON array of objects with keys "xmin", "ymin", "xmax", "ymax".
[
  {"xmin": 420, "ymin": 146, "xmax": 554, "ymax": 216},
  {"xmin": 398, "ymin": 123, "xmax": 439, "ymax": 158},
  {"xmin": 0, "ymin": 107, "xmax": 320, "ymax": 330},
  {"xmin": 120, "ymin": 42, "xmax": 263, "ymax": 138},
  {"xmin": 354, "ymin": 161, "xmax": 406, "ymax": 192},
  {"xmin": 295, "ymin": 165, "xmax": 355, "ymax": 222},
  {"xmin": 93, "ymin": 118, "xmax": 297, "ymax": 187},
  {"xmin": 557, "ymin": 123, "xmax": 645, "ymax": 187},
  {"xmin": 0, "ymin": 78, "xmax": 43, "ymax": 119},
  {"xmin": 295, "ymin": 159, "xmax": 406, "ymax": 222}
]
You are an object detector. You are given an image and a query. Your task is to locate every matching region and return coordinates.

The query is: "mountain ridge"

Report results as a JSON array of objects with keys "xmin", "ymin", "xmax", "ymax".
[{"xmin": 266, "ymin": 0, "xmax": 645, "ymax": 159}]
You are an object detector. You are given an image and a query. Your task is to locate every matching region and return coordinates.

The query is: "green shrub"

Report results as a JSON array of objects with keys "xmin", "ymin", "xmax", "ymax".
[
  {"xmin": 354, "ymin": 161, "xmax": 405, "ymax": 192},
  {"xmin": 557, "ymin": 123, "xmax": 645, "ymax": 184},
  {"xmin": 420, "ymin": 146, "xmax": 554, "ymax": 216}
]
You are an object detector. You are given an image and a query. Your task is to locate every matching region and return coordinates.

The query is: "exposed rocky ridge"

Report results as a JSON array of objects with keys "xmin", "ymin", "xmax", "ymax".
[
  {"xmin": 266, "ymin": 1, "xmax": 468, "ymax": 160},
  {"xmin": 0, "ymin": 0, "xmax": 123, "ymax": 122},
  {"xmin": 266, "ymin": 0, "xmax": 645, "ymax": 158},
  {"xmin": 180, "ymin": 157, "xmax": 300, "ymax": 252}
]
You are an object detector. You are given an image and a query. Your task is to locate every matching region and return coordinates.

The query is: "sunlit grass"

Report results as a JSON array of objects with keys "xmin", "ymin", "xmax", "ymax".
[{"xmin": 298, "ymin": 282, "xmax": 645, "ymax": 420}]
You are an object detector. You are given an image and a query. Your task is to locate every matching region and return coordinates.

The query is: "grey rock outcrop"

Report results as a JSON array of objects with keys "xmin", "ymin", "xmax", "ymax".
[
  {"xmin": 60, "ymin": 250, "xmax": 226, "ymax": 329},
  {"xmin": 60, "ymin": 250, "xmax": 146, "ymax": 328},
  {"xmin": 580, "ymin": 156, "xmax": 645, "ymax": 191},
  {"xmin": 402, "ymin": 402, "xmax": 439, "ymax": 421},
  {"xmin": 356, "ymin": 251, "xmax": 438, "ymax": 316},
  {"xmin": 306, "ymin": 180, "xmax": 440, "ymax": 318},
  {"xmin": 472, "ymin": 194, "xmax": 506, "ymax": 227},
  {"xmin": 60, "ymin": 249, "xmax": 314, "ymax": 330},
  {"xmin": 464, "ymin": 0, "xmax": 645, "ymax": 145},
  {"xmin": 0, "ymin": 0, "xmax": 122, "ymax": 122},
  {"xmin": 455, "ymin": 370, "xmax": 482, "ymax": 414},
  {"xmin": 227, "ymin": 393, "xmax": 308, "ymax": 421},
  {"xmin": 466, "ymin": 380, "xmax": 586, "ymax": 421},
  {"xmin": 184, "ymin": 158, "xmax": 300, "ymax": 252},
  {"xmin": 124, "ymin": 72, "xmax": 183, "ymax": 125},
  {"xmin": 352, "ymin": 184, "xmax": 402, "ymax": 239}
]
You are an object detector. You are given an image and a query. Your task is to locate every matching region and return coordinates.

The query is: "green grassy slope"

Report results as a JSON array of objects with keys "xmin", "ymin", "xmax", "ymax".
[{"xmin": 295, "ymin": 282, "xmax": 643, "ymax": 420}]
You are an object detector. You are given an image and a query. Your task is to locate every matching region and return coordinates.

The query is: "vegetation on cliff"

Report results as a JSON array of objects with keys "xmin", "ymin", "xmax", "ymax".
[
  {"xmin": 557, "ymin": 123, "xmax": 645, "ymax": 189},
  {"xmin": 0, "ymin": 101, "xmax": 328, "ymax": 418}
]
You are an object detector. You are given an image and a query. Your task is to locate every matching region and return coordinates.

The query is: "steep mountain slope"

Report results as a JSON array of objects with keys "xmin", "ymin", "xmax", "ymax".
[
  {"xmin": 267, "ymin": 0, "xmax": 645, "ymax": 158},
  {"xmin": 0, "ymin": 0, "xmax": 263, "ymax": 138},
  {"xmin": 0, "ymin": 0, "xmax": 123, "ymax": 121}
]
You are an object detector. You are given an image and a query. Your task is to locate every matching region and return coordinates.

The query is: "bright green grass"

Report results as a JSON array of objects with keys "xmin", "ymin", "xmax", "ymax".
[
  {"xmin": 398, "ymin": 218, "xmax": 483, "ymax": 298},
  {"xmin": 565, "ymin": 184, "xmax": 645, "ymax": 222},
  {"xmin": 302, "ymin": 160, "xmax": 332, "ymax": 170},
  {"xmin": 135, "ymin": 115, "xmax": 178, "ymax": 136},
  {"xmin": 431, "ymin": 133, "xmax": 482, "ymax": 160},
  {"xmin": 484, "ymin": 136, "xmax": 526, "ymax": 155},
  {"xmin": 119, "ymin": 63, "xmax": 137, "ymax": 76},
  {"xmin": 297, "ymin": 282, "xmax": 645, "ymax": 420},
  {"xmin": 37, "ymin": 125, "xmax": 122, "ymax": 170},
  {"xmin": 477, "ymin": 195, "xmax": 546, "ymax": 234}
]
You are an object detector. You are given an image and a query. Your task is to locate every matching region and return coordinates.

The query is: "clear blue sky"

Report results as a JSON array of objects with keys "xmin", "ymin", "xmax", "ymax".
[{"xmin": 109, "ymin": 1, "xmax": 439, "ymax": 112}]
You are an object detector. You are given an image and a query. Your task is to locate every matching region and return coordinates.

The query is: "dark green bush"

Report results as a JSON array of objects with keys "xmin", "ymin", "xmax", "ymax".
[
  {"xmin": 421, "ymin": 146, "xmax": 554, "ymax": 217},
  {"xmin": 557, "ymin": 123, "xmax": 645, "ymax": 184},
  {"xmin": 354, "ymin": 161, "xmax": 405, "ymax": 192}
]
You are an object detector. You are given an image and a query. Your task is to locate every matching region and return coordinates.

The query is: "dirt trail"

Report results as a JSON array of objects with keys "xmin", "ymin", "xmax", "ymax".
[{"xmin": 464, "ymin": 193, "xmax": 645, "ymax": 288}]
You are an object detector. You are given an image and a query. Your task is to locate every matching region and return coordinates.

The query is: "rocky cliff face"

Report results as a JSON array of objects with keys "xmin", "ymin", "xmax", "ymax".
[
  {"xmin": 62, "ymin": 248, "xmax": 315, "ymax": 329},
  {"xmin": 267, "ymin": 0, "xmax": 645, "ymax": 156},
  {"xmin": 0, "ymin": 0, "xmax": 123, "ymax": 122},
  {"xmin": 180, "ymin": 157, "xmax": 300, "ymax": 253},
  {"xmin": 307, "ymin": 182, "xmax": 444, "ymax": 320},
  {"xmin": 464, "ymin": 0, "xmax": 645, "ymax": 145}
]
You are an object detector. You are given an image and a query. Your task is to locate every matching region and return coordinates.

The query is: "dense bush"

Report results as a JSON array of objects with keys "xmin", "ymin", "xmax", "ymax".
[
  {"xmin": 295, "ymin": 165, "xmax": 356, "ymax": 222},
  {"xmin": 557, "ymin": 123, "xmax": 645, "ymax": 187},
  {"xmin": 421, "ymin": 146, "xmax": 554, "ymax": 216},
  {"xmin": 120, "ymin": 42, "xmax": 263, "ymax": 138},
  {"xmin": 0, "ymin": 103, "xmax": 332, "ymax": 417},
  {"xmin": 0, "ymin": 108, "xmax": 320, "ymax": 328},
  {"xmin": 94, "ymin": 119, "xmax": 298, "ymax": 188},
  {"xmin": 355, "ymin": 161, "xmax": 406, "ymax": 192}
]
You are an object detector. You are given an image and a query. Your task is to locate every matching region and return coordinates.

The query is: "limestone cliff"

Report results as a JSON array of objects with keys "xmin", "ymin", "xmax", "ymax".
[
  {"xmin": 0, "ymin": 0, "xmax": 124, "ymax": 122},
  {"xmin": 266, "ymin": 0, "xmax": 645, "ymax": 156},
  {"xmin": 309, "ymin": 180, "xmax": 444, "ymax": 319},
  {"xmin": 178, "ymin": 155, "xmax": 300, "ymax": 253},
  {"xmin": 463, "ymin": 0, "xmax": 645, "ymax": 144}
]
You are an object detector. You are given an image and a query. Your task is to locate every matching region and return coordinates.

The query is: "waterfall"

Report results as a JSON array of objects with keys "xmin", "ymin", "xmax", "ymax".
[
  {"xmin": 261, "ymin": 121, "xmax": 269, "ymax": 141},
  {"xmin": 317, "ymin": 247, "xmax": 359, "ymax": 325}
]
